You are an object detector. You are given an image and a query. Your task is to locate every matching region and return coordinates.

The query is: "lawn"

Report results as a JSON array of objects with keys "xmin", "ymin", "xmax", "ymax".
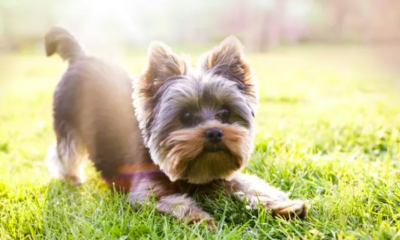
[{"xmin": 0, "ymin": 45, "xmax": 400, "ymax": 239}]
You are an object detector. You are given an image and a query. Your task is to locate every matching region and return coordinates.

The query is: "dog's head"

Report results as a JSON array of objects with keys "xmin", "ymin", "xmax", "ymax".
[{"xmin": 133, "ymin": 36, "xmax": 258, "ymax": 184}]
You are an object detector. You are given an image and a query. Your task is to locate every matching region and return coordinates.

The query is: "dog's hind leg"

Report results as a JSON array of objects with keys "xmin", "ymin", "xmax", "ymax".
[{"xmin": 45, "ymin": 129, "xmax": 87, "ymax": 185}]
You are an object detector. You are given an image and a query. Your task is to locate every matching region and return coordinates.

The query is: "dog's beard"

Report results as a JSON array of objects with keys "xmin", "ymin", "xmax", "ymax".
[{"xmin": 159, "ymin": 121, "xmax": 252, "ymax": 184}]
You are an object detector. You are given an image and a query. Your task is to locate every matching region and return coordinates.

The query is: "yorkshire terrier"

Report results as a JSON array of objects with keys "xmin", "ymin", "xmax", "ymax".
[{"xmin": 45, "ymin": 27, "xmax": 306, "ymax": 226}]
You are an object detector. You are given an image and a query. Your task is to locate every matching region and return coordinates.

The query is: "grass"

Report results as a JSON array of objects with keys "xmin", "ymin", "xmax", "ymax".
[{"xmin": 1, "ymin": 45, "xmax": 400, "ymax": 239}]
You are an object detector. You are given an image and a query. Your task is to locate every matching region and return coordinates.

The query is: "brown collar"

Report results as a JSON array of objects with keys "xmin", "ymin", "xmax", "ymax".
[{"xmin": 103, "ymin": 163, "xmax": 163, "ymax": 192}]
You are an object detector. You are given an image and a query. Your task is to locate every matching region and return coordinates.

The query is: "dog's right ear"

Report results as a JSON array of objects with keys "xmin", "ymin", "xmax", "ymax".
[
  {"xmin": 138, "ymin": 42, "xmax": 187, "ymax": 98},
  {"xmin": 134, "ymin": 42, "xmax": 187, "ymax": 142}
]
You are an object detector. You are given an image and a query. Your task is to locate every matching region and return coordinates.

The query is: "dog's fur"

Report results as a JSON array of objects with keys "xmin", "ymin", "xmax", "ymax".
[{"xmin": 45, "ymin": 27, "xmax": 306, "ymax": 225}]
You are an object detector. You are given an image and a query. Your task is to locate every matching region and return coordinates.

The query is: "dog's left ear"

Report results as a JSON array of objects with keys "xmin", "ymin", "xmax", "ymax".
[{"xmin": 198, "ymin": 36, "xmax": 258, "ymax": 109}]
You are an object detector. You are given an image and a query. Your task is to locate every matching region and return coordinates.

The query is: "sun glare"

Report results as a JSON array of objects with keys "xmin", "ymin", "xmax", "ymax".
[{"xmin": 60, "ymin": 0, "xmax": 140, "ymax": 60}]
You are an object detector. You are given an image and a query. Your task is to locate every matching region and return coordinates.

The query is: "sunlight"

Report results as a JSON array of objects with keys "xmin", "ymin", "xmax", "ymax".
[{"xmin": 60, "ymin": 0, "xmax": 141, "ymax": 59}]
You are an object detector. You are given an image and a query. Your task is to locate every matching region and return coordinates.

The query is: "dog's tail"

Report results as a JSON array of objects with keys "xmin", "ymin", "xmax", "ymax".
[{"xmin": 45, "ymin": 27, "xmax": 84, "ymax": 62}]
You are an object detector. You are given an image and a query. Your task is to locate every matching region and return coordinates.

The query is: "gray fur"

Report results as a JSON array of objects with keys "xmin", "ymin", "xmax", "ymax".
[
  {"xmin": 146, "ymin": 73, "xmax": 255, "ymax": 167},
  {"xmin": 45, "ymin": 29, "xmax": 307, "ymax": 223}
]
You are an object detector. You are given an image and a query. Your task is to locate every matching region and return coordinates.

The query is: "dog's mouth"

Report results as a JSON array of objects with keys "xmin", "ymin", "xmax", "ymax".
[
  {"xmin": 158, "ymin": 121, "xmax": 252, "ymax": 183},
  {"xmin": 204, "ymin": 143, "xmax": 229, "ymax": 153},
  {"xmin": 180, "ymin": 149, "xmax": 241, "ymax": 183}
]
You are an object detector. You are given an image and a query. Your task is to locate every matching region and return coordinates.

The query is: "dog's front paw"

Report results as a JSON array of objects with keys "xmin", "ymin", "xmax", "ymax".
[
  {"xmin": 185, "ymin": 210, "xmax": 218, "ymax": 230},
  {"xmin": 60, "ymin": 174, "xmax": 85, "ymax": 186},
  {"xmin": 271, "ymin": 199, "xmax": 307, "ymax": 219}
]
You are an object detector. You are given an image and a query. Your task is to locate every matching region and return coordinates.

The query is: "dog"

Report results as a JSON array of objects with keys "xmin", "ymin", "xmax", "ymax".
[{"xmin": 44, "ymin": 27, "xmax": 306, "ymax": 226}]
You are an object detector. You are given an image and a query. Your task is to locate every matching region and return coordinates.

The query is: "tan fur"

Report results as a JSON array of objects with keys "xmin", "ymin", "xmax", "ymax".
[
  {"xmin": 225, "ymin": 172, "xmax": 307, "ymax": 219},
  {"xmin": 156, "ymin": 194, "xmax": 216, "ymax": 225},
  {"xmin": 159, "ymin": 121, "xmax": 251, "ymax": 183},
  {"xmin": 134, "ymin": 42, "xmax": 188, "ymax": 140},
  {"xmin": 46, "ymin": 29, "xmax": 307, "ymax": 226},
  {"xmin": 132, "ymin": 37, "xmax": 306, "ymax": 222},
  {"xmin": 128, "ymin": 171, "xmax": 306, "ymax": 226},
  {"xmin": 197, "ymin": 36, "xmax": 258, "ymax": 111}
]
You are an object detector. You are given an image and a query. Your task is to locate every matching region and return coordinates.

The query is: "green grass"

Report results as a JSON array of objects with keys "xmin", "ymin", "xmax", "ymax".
[{"xmin": 1, "ymin": 45, "xmax": 400, "ymax": 239}]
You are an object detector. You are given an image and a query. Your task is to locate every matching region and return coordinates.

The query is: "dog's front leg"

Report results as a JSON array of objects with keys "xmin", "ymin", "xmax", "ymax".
[
  {"xmin": 226, "ymin": 172, "xmax": 307, "ymax": 219},
  {"xmin": 128, "ymin": 175, "xmax": 217, "ymax": 226},
  {"xmin": 155, "ymin": 194, "xmax": 217, "ymax": 225}
]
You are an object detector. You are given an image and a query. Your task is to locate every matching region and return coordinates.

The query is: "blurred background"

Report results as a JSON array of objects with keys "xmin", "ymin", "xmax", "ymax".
[
  {"xmin": 0, "ymin": 0, "xmax": 400, "ymax": 58},
  {"xmin": 1, "ymin": 0, "xmax": 400, "ymax": 139}
]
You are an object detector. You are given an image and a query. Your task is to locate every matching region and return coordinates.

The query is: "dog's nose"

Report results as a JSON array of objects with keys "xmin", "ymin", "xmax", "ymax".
[{"xmin": 205, "ymin": 128, "xmax": 223, "ymax": 143}]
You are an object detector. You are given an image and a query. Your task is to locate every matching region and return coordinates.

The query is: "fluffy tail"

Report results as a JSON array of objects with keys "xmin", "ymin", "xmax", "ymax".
[{"xmin": 45, "ymin": 27, "xmax": 84, "ymax": 61}]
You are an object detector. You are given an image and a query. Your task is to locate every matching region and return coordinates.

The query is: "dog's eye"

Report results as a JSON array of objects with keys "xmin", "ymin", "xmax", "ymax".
[
  {"xmin": 181, "ymin": 112, "xmax": 194, "ymax": 124},
  {"xmin": 221, "ymin": 108, "xmax": 230, "ymax": 123}
]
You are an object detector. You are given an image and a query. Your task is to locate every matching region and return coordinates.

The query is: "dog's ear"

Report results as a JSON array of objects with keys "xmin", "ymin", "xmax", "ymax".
[
  {"xmin": 135, "ymin": 42, "xmax": 187, "ymax": 142},
  {"xmin": 198, "ymin": 36, "xmax": 258, "ymax": 110},
  {"xmin": 139, "ymin": 42, "xmax": 187, "ymax": 98}
]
